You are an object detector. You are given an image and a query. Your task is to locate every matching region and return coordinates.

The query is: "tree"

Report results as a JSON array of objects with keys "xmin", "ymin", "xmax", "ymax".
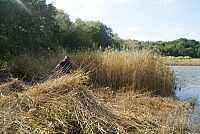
[
  {"xmin": 74, "ymin": 19, "xmax": 113, "ymax": 48},
  {"xmin": 54, "ymin": 9, "xmax": 72, "ymax": 47},
  {"xmin": 111, "ymin": 34, "xmax": 123, "ymax": 49},
  {"xmin": 0, "ymin": 0, "xmax": 58, "ymax": 56}
]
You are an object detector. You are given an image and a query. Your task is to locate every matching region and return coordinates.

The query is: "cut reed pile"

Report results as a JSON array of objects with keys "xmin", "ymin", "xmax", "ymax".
[
  {"xmin": 0, "ymin": 78, "xmax": 26, "ymax": 96},
  {"xmin": 0, "ymin": 71, "xmax": 189, "ymax": 133},
  {"xmin": 0, "ymin": 70, "xmax": 128, "ymax": 133},
  {"xmin": 94, "ymin": 88, "xmax": 190, "ymax": 133}
]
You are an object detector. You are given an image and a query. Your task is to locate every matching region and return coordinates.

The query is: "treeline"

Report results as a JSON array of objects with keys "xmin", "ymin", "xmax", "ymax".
[
  {"xmin": 124, "ymin": 38, "xmax": 200, "ymax": 58},
  {"xmin": 0, "ymin": 0, "xmax": 122, "ymax": 59},
  {"xmin": 1, "ymin": 0, "xmax": 200, "ymax": 59}
]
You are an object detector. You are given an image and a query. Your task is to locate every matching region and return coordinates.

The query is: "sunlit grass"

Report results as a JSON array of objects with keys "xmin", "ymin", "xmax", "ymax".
[
  {"xmin": 0, "ymin": 49, "xmax": 192, "ymax": 133},
  {"xmin": 163, "ymin": 56, "xmax": 200, "ymax": 66},
  {"xmin": 0, "ymin": 71, "xmax": 190, "ymax": 133},
  {"xmin": 72, "ymin": 49, "xmax": 174, "ymax": 96},
  {"xmin": 5, "ymin": 49, "xmax": 174, "ymax": 96}
]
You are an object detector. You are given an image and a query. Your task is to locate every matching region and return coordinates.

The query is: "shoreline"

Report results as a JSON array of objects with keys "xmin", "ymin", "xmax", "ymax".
[
  {"xmin": 167, "ymin": 64, "xmax": 200, "ymax": 66},
  {"xmin": 163, "ymin": 56, "xmax": 200, "ymax": 66}
]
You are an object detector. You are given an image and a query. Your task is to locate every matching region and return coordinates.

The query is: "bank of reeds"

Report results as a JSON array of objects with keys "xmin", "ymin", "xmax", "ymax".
[
  {"xmin": 2, "ymin": 49, "xmax": 174, "ymax": 96},
  {"xmin": 7, "ymin": 50, "xmax": 67, "ymax": 82},
  {"xmin": 72, "ymin": 49, "xmax": 174, "ymax": 96},
  {"xmin": 0, "ymin": 71, "xmax": 190, "ymax": 133}
]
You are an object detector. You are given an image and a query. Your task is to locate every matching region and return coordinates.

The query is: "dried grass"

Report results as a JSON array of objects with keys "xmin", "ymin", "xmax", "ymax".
[
  {"xmin": 93, "ymin": 88, "xmax": 190, "ymax": 133},
  {"xmin": 0, "ymin": 71, "xmax": 190, "ymax": 134},
  {"xmin": 0, "ymin": 49, "xmax": 190, "ymax": 133},
  {"xmin": 72, "ymin": 49, "xmax": 174, "ymax": 96},
  {"xmin": 7, "ymin": 49, "xmax": 174, "ymax": 96},
  {"xmin": 0, "ymin": 78, "xmax": 26, "ymax": 96}
]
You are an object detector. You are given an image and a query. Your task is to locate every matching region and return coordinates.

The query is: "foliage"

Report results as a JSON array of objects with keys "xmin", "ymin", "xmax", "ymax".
[
  {"xmin": 1, "ymin": 1, "xmax": 199, "ymax": 59},
  {"xmin": 0, "ymin": 0, "xmax": 121, "ymax": 59},
  {"xmin": 155, "ymin": 38, "xmax": 200, "ymax": 57},
  {"xmin": 123, "ymin": 38, "xmax": 200, "ymax": 58},
  {"xmin": 0, "ymin": 0, "xmax": 58, "ymax": 56}
]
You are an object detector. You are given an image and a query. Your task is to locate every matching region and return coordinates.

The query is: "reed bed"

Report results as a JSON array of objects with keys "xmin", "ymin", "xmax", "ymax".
[
  {"xmin": 0, "ymin": 71, "xmax": 190, "ymax": 133},
  {"xmin": 72, "ymin": 49, "xmax": 174, "ymax": 96},
  {"xmin": 6, "ymin": 49, "xmax": 175, "ymax": 96},
  {"xmin": 9, "ymin": 50, "xmax": 67, "ymax": 82}
]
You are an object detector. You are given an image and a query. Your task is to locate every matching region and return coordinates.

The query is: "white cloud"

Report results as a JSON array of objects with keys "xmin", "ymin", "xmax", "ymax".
[
  {"xmin": 160, "ymin": 28, "xmax": 200, "ymax": 41},
  {"xmin": 167, "ymin": 6, "xmax": 178, "ymax": 18},
  {"xmin": 46, "ymin": 0, "xmax": 200, "ymax": 41},
  {"xmin": 118, "ymin": 27, "xmax": 200, "ymax": 41},
  {"xmin": 171, "ymin": 27, "xmax": 183, "ymax": 38},
  {"xmin": 46, "ymin": 0, "xmax": 132, "ymax": 21},
  {"xmin": 117, "ymin": 27, "xmax": 142, "ymax": 39},
  {"xmin": 159, "ymin": 0, "xmax": 177, "ymax": 3},
  {"xmin": 149, "ymin": 0, "xmax": 177, "ymax": 4},
  {"xmin": 156, "ymin": 16, "xmax": 200, "ymax": 29},
  {"xmin": 184, "ymin": 31, "xmax": 200, "ymax": 41},
  {"xmin": 116, "ymin": 27, "xmax": 154, "ymax": 41},
  {"xmin": 46, "ymin": 0, "xmax": 104, "ymax": 20},
  {"xmin": 111, "ymin": 0, "xmax": 132, "ymax": 3}
]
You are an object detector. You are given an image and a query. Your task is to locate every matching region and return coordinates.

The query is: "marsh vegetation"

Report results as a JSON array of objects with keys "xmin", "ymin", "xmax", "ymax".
[
  {"xmin": 0, "ymin": 49, "xmax": 191, "ymax": 133},
  {"xmin": 0, "ymin": 0, "xmax": 197, "ymax": 133}
]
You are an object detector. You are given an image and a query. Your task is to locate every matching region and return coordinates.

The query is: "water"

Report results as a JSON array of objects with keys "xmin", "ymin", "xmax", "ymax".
[
  {"xmin": 171, "ymin": 66, "xmax": 200, "ymax": 132},
  {"xmin": 171, "ymin": 66, "xmax": 200, "ymax": 109}
]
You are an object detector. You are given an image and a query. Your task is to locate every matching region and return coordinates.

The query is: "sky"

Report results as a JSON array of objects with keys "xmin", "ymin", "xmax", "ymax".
[{"xmin": 46, "ymin": 0, "xmax": 200, "ymax": 41}]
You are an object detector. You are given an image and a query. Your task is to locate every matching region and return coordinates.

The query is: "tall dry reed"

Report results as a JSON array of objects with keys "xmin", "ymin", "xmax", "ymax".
[
  {"xmin": 72, "ymin": 49, "xmax": 174, "ymax": 96},
  {"xmin": 9, "ymin": 50, "xmax": 67, "ymax": 82},
  {"xmin": 7, "ymin": 49, "xmax": 174, "ymax": 96}
]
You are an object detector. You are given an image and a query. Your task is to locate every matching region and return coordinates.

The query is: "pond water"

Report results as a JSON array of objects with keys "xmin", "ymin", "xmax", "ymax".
[
  {"xmin": 171, "ymin": 66, "xmax": 200, "ymax": 109},
  {"xmin": 171, "ymin": 66, "xmax": 200, "ymax": 132}
]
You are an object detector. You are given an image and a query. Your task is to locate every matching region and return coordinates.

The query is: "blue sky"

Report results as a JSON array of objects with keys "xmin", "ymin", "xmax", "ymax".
[{"xmin": 46, "ymin": 0, "xmax": 200, "ymax": 41}]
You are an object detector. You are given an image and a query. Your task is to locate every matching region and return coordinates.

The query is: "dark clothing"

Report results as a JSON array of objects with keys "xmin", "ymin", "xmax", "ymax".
[{"xmin": 59, "ymin": 59, "xmax": 73, "ymax": 73}]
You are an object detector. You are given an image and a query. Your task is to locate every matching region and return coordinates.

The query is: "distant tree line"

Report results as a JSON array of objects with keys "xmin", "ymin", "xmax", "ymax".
[
  {"xmin": 156, "ymin": 38, "xmax": 200, "ymax": 58},
  {"xmin": 123, "ymin": 38, "xmax": 200, "ymax": 58},
  {"xmin": 1, "ymin": 0, "xmax": 200, "ymax": 59}
]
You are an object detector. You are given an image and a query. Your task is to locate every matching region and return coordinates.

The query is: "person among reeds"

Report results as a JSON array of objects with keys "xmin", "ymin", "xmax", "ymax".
[{"xmin": 54, "ymin": 56, "xmax": 73, "ymax": 76}]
